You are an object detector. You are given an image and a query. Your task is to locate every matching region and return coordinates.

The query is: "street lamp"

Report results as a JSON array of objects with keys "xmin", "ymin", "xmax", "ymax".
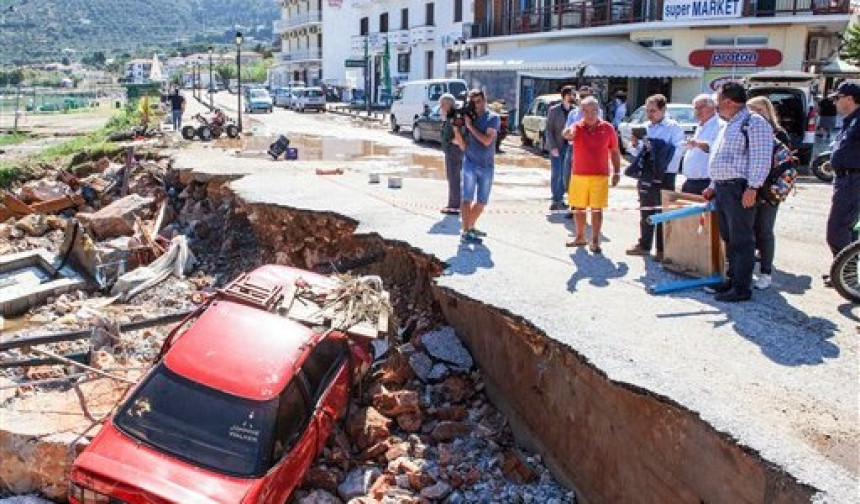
[
  {"xmin": 453, "ymin": 38, "xmax": 466, "ymax": 80},
  {"xmin": 197, "ymin": 57, "xmax": 202, "ymax": 101},
  {"xmin": 208, "ymin": 46, "xmax": 214, "ymax": 109},
  {"xmin": 192, "ymin": 60, "xmax": 198, "ymax": 101},
  {"xmin": 236, "ymin": 31, "xmax": 243, "ymax": 132}
]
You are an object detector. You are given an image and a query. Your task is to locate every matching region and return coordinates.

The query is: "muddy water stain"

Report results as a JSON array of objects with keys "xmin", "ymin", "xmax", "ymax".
[{"xmin": 218, "ymin": 134, "xmax": 548, "ymax": 185}]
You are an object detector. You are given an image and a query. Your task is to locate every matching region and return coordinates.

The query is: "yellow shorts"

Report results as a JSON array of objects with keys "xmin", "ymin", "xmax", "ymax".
[{"xmin": 569, "ymin": 175, "xmax": 609, "ymax": 209}]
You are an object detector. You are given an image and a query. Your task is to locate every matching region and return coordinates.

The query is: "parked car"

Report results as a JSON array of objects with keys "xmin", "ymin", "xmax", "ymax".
[
  {"xmin": 745, "ymin": 70, "xmax": 818, "ymax": 164},
  {"xmin": 412, "ymin": 104, "xmax": 446, "ymax": 143},
  {"xmin": 389, "ymin": 78, "xmax": 468, "ymax": 133},
  {"xmin": 288, "ymin": 87, "xmax": 306, "ymax": 110},
  {"xmin": 69, "ymin": 265, "xmax": 374, "ymax": 504},
  {"xmin": 412, "ymin": 103, "xmax": 509, "ymax": 152},
  {"xmin": 519, "ymin": 94, "xmax": 561, "ymax": 152},
  {"xmin": 273, "ymin": 87, "xmax": 292, "ymax": 108},
  {"xmin": 617, "ymin": 103, "xmax": 697, "ymax": 153},
  {"xmin": 245, "ymin": 88, "xmax": 274, "ymax": 114},
  {"xmin": 293, "ymin": 87, "xmax": 326, "ymax": 113}
]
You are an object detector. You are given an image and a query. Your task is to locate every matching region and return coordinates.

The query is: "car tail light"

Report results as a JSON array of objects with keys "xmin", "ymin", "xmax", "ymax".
[
  {"xmin": 806, "ymin": 106, "xmax": 817, "ymax": 132},
  {"xmin": 70, "ymin": 481, "xmax": 127, "ymax": 503}
]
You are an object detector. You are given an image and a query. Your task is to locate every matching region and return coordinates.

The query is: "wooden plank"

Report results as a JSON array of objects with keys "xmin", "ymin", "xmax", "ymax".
[
  {"xmin": 2, "ymin": 192, "xmax": 34, "ymax": 216},
  {"xmin": 30, "ymin": 194, "xmax": 84, "ymax": 214},
  {"xmin": 661, "ymin": 191, "xmax": 725, "ymax": 278}
]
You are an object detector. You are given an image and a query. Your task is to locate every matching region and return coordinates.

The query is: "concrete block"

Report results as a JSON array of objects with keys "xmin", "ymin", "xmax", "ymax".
[{"xmin": 0, "ymin": 249, "xmax": 87, "ymax": 317}]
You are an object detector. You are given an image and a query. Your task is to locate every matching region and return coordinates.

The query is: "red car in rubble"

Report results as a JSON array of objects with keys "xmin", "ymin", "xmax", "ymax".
[{"xmin": 69, "ymin": 265, "xmax": 373, "ymax": 504}]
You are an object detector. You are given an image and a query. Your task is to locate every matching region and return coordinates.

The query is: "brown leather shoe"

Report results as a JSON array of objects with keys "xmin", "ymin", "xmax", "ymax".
[{"xmin": 626, "ymin": 245, "xmax": 649, "ymax": 256}]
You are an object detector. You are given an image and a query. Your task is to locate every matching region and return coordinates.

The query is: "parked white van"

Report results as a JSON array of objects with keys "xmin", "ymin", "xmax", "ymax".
[{"xmin": 389, "ymin": 79, "xmax": 468, "ymax": 133}]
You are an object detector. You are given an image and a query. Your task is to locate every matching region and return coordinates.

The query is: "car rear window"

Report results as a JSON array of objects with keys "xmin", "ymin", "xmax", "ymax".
[
  {"xmin": 115, "ymin": 364, "xmax": 277, "ymax": 478},
  {"xmin": 307, "ymin": 89, "xmax": 323, "ymax": 98},
  {"xmin": 251, "ymin": 90, "xmax": 269, "ymax": 99},
  {"xmin": 448, "ymin": 82, "xmax": 467, "ymax": 99},
  {"xmin": 667, "ymin": 106, "xmax": 695, "ymax": 123}
]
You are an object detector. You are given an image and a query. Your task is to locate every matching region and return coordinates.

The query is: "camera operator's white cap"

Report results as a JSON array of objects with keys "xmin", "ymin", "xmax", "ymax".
[{"xmin": 439, "ymin": 93, "xmax": 456, "ymax": 106}]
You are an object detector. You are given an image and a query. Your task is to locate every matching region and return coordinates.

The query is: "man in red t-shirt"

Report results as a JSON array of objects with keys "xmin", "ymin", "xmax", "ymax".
[{"xmin": 565, "ymin": 96, "xmax": 621, "ymax": 253}]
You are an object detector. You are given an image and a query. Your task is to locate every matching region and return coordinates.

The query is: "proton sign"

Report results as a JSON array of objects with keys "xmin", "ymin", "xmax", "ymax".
[{"xmin": 688, "ymin": 49, "xmax": 783, "ymax": 68}]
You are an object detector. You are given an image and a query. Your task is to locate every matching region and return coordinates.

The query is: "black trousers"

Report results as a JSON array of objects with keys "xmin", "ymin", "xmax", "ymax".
[
  {"xmin": 715, "ymin": 179, "xmax": 756, "ymax": 295},
  {"xmin": 637, "ymin": 172, "xmax": 677, "ymax": 253},
  {"xmin": 681, "ymin": 178, "xmax": 711, "ymax": 196}
]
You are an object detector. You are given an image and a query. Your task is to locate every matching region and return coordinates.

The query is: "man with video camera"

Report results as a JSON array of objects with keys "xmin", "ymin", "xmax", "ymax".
[{"xmin": 452, "ymin": 89, "xmax": 500, "ymax": 244}]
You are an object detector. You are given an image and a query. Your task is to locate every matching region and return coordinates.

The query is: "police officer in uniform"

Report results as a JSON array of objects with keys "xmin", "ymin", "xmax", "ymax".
[{"xmin": 826, "ymin": 82, "xmax": 860, "ymax": 271}]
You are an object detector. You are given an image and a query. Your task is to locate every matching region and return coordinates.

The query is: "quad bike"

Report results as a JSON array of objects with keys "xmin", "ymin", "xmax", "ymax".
[
  {"xmin": 181, "ymin": 108, "xmax": 239, "ymax": 141},
  {"xmin": 831, "ymin": 220, "xmax": 860, "ymax": 303}
]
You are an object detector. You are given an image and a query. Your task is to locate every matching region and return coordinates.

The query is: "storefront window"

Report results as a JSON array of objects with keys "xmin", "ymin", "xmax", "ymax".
[{"xmin": 736, "ymin": 36, "xmax": 768, "ymax": 46}]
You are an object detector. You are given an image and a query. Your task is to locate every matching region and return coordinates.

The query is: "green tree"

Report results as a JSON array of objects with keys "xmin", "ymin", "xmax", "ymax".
[
  {"xmin": 215, "ymin": 63, "xmax": 235, "ymax": 87},
  {"xmin": 842, "ymin": 23, "xmax": 860, "ymax": 64}
]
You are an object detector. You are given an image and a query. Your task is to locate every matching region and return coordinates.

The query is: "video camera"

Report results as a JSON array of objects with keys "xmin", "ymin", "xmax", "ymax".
[{"xmin": 447, "ymin": 100, "xmax": 478, "ymax": 126}]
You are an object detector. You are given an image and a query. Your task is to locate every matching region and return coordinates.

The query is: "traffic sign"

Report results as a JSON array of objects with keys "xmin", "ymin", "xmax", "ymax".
[{"xmin": 345, "ymin": 59, "xmax": 366, "ymax": 68}]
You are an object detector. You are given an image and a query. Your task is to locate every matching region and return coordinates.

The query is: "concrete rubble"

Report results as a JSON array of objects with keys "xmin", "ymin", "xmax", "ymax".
[{"xmin": 0, "ymin": 143, "xmax": 574, "ymax": 503}]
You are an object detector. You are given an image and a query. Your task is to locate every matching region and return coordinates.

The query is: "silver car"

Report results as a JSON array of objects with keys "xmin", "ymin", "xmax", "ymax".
[{"xmin": 618, "ymin": 104, "xmax": 697, "ymax": 153}]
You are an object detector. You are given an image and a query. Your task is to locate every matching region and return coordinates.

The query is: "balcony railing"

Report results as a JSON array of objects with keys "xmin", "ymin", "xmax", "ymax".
[
  {"xmin": 389, "ymin": 29, "xmax": 411, "ymax": 47},
  {"xmin": 284, "ymin": 10, "xmax": 322, "ymax": 29},
  {"xmin": 469, "ymin": 0, "xmax": 850, "ymax": 38},
  {"xmin": 277, "ymin": 48, "xmax": 323, "ymax": 62}
]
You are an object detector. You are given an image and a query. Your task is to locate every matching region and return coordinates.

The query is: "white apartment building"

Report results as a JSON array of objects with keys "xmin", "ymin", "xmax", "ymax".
[
  {"xmin": 324, "ymin": 0, "xmax": 472, "ymax": 102},
  {"xmin": 272, "ymin": 0, "xmax": 473, "ymax": 99},
  {"xmin": 271, "ymin": 0, "xmax": 324, "ymax": 87}
]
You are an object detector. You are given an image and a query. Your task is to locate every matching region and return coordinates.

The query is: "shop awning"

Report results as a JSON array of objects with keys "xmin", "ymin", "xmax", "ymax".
[
  {"xmin": 450, "ymin": 38, "xmax": 702, "ymax": 79},
  {"xmin": 821, "ymin": 58, "xmax": 860, "ymax": 76}
]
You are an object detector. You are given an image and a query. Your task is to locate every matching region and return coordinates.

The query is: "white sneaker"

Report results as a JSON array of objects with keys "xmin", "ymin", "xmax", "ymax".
[{"xmin": 754, "ymin": 274, "xmax": 772, "ymax": 290}]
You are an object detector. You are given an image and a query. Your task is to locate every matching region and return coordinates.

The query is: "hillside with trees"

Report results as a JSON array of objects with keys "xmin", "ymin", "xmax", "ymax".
[{"xmin": 0, "ymin": 0, "xmax": 280, "ymax": 64}]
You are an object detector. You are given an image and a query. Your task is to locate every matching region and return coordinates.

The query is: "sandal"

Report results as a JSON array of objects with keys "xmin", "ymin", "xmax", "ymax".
[
  {"xmin": 566, "ymin": 238, "xmax": 588, "ymax": 247},
  {"xmin": 589, "ymin": 242, "xmax": 602, "ymax": 254}
]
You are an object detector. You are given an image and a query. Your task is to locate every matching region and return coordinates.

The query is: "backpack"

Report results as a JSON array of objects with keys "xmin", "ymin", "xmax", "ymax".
[{"xmin": 740, "ymin": 115, "xmax": 799, "ymax": 206}]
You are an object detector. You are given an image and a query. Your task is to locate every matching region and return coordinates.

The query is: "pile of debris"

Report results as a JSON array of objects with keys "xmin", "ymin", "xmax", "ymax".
[{"xmin": 294, "ymin": 327, "xmax": 575, "ymax": 504}]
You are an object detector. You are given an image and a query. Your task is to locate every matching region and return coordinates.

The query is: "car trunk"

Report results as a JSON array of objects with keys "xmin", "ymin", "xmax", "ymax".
[
  {"xmin": 747, "ymin": 87, "xmax": 807, "ymax": 145},
  {"xmin": 73, "ymin": 423, "xmax": 254, "ymax": 504}
]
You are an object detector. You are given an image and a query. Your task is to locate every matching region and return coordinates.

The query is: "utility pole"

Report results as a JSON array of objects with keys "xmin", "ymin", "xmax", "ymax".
[
  {"xmin": 208, "ymin": 46, "xmax": 214, "ymax": 109},
  {"xmin": 236, "ymin": 31, "xmax": 243, "ymax": 132}
]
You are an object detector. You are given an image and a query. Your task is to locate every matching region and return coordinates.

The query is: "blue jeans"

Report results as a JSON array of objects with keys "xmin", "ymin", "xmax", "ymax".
[
  {"xmin": 715, "ymin": 179, "xmax": 756, "ymax": 294},
  {"xmin": 827, "ymin": 172, "xmax": 860, "ymax": 256},
  {"xmin": 462, "ymin": 159, "xmax": 494, "ymax": 205},
  {"xmin": 550, "ymin": 143, "xmax": 570, "ymax": 203},
  {"xmin": 754, "ymin": 202, "xmax": 779, "ymax": 275},
  {"xmin": 171, "ymin": 109, "xmax": 183, "ymax": 131}
]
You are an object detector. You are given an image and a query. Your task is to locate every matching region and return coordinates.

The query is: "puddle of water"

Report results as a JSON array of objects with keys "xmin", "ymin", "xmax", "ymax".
[{"xmin": 215, "ymin": 134, "xmax": 549, "ymax": 186}]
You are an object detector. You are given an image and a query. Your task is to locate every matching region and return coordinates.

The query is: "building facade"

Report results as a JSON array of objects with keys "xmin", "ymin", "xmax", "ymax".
[
  {"xmin": 454, "ymin": 0, "xmax": 852, "ymax": 124},
  {"xmin": 272, "ymin": 0, "xmax": 325, "ymax": 87}
]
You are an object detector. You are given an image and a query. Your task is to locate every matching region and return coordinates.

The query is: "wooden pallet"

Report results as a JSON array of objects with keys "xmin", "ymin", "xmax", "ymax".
[{"xmin": 661, "ymin": 190, "xmax": 725, "ymax": 278}]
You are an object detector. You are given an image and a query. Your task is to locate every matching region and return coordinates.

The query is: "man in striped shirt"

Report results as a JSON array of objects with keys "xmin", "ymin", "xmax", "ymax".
[{"xmin": 703, "ymin": 82, "xmax": 773, "ymax": 302}]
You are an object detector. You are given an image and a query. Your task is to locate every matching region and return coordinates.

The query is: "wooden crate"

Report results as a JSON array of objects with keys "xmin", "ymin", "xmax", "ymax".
[{"xmin": 661, "ymin": 190, "xmax": 725, "ymax": 278}]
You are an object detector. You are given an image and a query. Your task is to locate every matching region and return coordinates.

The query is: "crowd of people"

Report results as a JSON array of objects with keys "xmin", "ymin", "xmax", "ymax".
[{"xmin": 438, "ymin": 81, "xmax": 860, "ymax": 303}]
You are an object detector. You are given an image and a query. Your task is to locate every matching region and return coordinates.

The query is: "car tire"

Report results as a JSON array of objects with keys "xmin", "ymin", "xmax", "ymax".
[
  {"xmin": 390, "ymin": 115, "xmax": 400, "ymax": 133},
  {"xmin": 413, "ymin": 124, "xmax": 422, "ymax": 143},
  {"xmin": 225, "ymin": 124, "xmax": 239, "ymax": 139}
]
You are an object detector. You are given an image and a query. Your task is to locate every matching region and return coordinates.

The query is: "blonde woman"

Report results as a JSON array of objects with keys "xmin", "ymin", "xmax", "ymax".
[{"xmin": 746, "ymin": 96, "xmax": 788, "ymax": 290}]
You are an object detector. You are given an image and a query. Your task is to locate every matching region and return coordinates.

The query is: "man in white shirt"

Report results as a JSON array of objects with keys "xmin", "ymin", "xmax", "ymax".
[
  {"xmin": 681, "ymin": 93, "xmax": 723, "ymax": 196},
  {"xmin": 611, "ymin": 91, "xmax": 627, "ymax": 128},
  {"xmin": 626, "ymin": 94, "xmax": 686, "ymax": 262}
]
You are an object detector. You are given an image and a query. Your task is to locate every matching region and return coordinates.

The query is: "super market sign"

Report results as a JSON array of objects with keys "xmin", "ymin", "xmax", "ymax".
[{"xmin": 663, "ymin": 0, "xmax": 743, "ymax": 20}]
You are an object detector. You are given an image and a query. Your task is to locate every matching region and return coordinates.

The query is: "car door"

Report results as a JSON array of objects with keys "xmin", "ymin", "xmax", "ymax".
[
  {"xmin": 300, "ymin": 336, "xmax": 351, "ymax": 454},
  {"xmin": 426, "ymin": 105, "xmax": 444, "ymax": 143},
  {"xmin": 255, "ymin": 379, "xmax": 316, "ymax": 504},
  {"xmin": 619, "ymin": 105, "xmax": 645, "ymax": 148}
]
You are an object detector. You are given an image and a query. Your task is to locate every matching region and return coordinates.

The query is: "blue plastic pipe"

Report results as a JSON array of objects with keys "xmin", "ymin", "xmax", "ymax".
[{"xmin": 647, "ymin": 201, "xmax": 716, "ymax": 226}]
